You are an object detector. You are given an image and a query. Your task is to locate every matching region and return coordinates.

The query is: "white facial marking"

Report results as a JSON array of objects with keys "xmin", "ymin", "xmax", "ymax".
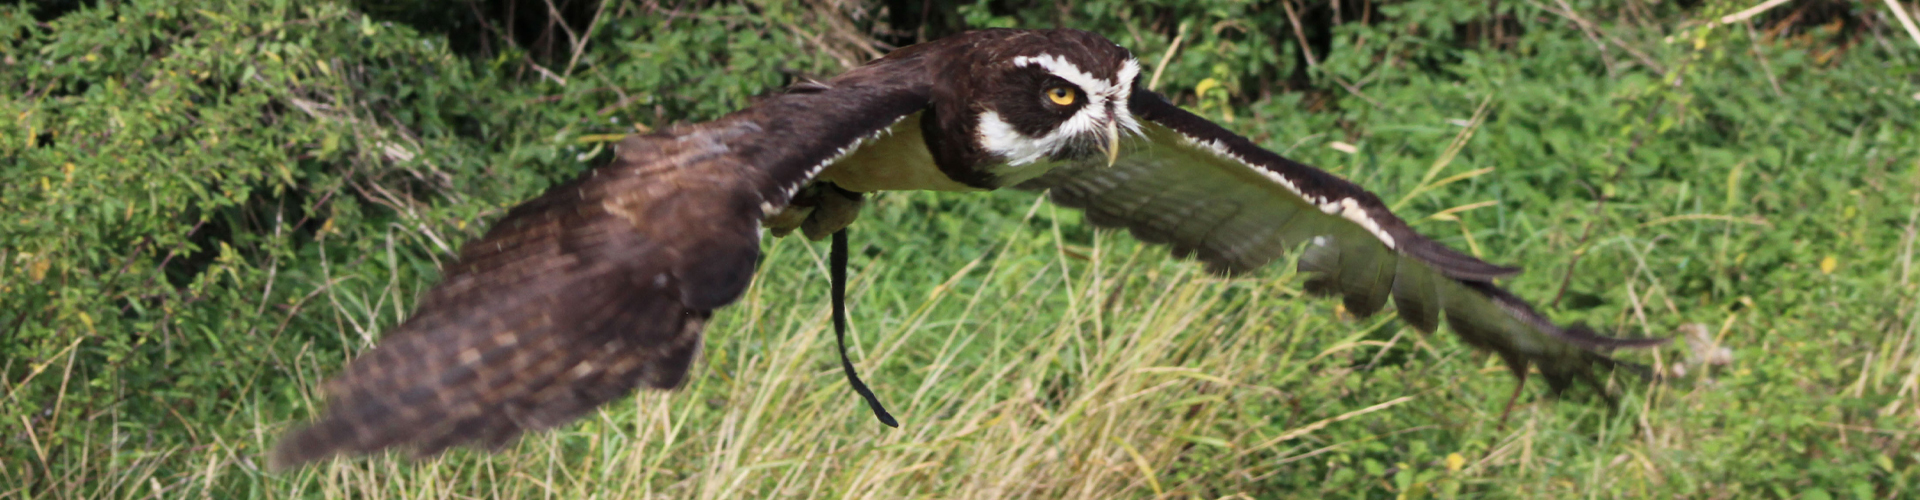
[
  {"xmin": 976, "ymin": 110, "xmax": 1045, "ymax": 165},
  {"xmin": 978, "ymin": 54, "xmax": 1145, "ymax": 169}
]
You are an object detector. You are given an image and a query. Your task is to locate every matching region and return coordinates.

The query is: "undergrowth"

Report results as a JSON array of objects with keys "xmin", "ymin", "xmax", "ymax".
[{"xmin": 3, "ymin": 0, "xmax": 1918, "ymax": 498}]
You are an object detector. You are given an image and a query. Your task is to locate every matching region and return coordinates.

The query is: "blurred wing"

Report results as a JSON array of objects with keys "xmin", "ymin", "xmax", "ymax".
[
  {"xmin": 273, "ymin": 55, "xmax": 938, "ymax": 467},
  {"xmin": 1020, "ymin": 91, "xmax": 1664, "ymax": 394}
]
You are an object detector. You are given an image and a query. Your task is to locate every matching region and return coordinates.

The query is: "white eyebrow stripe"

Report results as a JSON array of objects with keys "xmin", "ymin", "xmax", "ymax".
[
  {"xmin": 1011, "ymin": 53, "xmax": 1143, "ymax": 135},
  {"xmin": 1013, "ymin": 54, "xmax": 1114, "ymax": 98}
]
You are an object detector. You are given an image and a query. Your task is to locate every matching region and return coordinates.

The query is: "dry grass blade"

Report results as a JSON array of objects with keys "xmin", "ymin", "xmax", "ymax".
[
  {"xmin": 1887, "ymin": 0, "xmax": 1920, "ymax": 49},
  {"xmin": 1391, "ymin": 97, "xmax": 1495, "ymax": 212},
  {"xmin": 1718, "ymin": 0, "xmax": 1795, "ymax": 25},
  {"xmin": 1237, "ymin": 396, "xmax": 1417, "ymax": 459},
  {"xmin": 12, "ymin": 0, "xmax": 1918, "ymax": 497}
]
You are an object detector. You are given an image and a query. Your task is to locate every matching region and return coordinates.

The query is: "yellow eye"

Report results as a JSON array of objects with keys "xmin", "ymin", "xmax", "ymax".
[{"xmin": 1046, "ymin": 86, "xmax": 1077, "ymax": 106}]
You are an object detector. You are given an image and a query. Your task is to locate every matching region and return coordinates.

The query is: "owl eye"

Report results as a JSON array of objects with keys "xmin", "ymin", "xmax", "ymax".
[{"xmin": 1045, "ymin": 86, "xmax": 1077, "ymax": 106}]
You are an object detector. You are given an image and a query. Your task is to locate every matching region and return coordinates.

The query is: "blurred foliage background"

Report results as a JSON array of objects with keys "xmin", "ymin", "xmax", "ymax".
[{"xmin": 3, "ymin": 0, "xmax": 1918, "ymax": 498}]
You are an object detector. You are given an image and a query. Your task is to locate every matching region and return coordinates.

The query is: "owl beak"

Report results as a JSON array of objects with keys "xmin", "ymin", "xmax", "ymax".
[{"xmin": 1102, "ymin": 120, "xmax": 1120, "ymax": 167}]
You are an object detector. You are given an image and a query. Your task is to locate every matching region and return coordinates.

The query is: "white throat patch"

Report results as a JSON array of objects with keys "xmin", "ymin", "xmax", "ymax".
[{"xmin": 977, "ymin": 54, "xmax": 1144, "ymax": 172}]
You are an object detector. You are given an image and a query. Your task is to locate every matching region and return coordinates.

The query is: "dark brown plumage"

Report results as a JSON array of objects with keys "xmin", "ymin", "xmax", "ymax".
[
  {"xmin": 275, "ymin": 28, "xmax": 1662, "ymax": 468},
  {"xmin": 273, "ymin": 46, "xmax": 941, "ymax": 466}
]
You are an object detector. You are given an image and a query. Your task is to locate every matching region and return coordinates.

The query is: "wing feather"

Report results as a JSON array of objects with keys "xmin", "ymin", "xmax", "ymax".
[
  {"xmin": 1021, "ymin": 91, "xmax": 1664, "ymax": 398},
  {"xmin": 275, "ymin": 142, "xmax": 734, "ymax": 466},
  {"xmin": 275, "ymin": 49, "xmax": 940, "ymax": 467},
  {"xmin": 1390, "ymin": 256, "xmax": 1446, "ymax": 333}
]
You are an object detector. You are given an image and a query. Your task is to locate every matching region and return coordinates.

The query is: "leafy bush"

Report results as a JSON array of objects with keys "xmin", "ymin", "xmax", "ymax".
[{"xmin": 3, "ymin": 0, "xmax": 1917, "ymax": 498}]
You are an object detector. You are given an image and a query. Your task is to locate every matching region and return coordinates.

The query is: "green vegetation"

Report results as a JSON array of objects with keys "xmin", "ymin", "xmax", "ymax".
[{"xmin": 4, "ymin": 0, "xmax": 1917, "ymax": 497}]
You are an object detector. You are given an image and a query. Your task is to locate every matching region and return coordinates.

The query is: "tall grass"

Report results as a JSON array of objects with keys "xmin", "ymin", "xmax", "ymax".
[
  {"xmin": 265, "ymin": 192, "xmax": 1510, "ymax": 499},
  {"xmin": 6, "ymin": 0, "xmax": 1919, "ymax": 498}
]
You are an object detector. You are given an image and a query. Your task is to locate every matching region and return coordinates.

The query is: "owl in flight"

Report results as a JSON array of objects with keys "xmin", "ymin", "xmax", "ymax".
[{"xmin": 274, "ymin": 29, "xmax": 1662, "ymax": 467}]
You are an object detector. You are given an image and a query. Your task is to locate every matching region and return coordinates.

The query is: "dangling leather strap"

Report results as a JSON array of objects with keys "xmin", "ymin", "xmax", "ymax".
[{"xmin": 832, "ymin": 228, "xmax": 897, "ymax": 427}]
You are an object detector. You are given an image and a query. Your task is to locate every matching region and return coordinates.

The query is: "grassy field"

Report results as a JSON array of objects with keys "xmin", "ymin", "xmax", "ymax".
[{"xmin": 5, "ymin": 0, "xmax": 1920, "ymax": 498}]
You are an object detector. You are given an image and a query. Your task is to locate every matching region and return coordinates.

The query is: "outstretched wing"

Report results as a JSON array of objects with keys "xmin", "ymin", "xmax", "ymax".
[
  {"xmin": 273, "ymin": 51, "xmax": 941, "ymax": 468},
  {"xmin": 1020, "ymin": 90, "xmax": 1664, "ymax": 395}
]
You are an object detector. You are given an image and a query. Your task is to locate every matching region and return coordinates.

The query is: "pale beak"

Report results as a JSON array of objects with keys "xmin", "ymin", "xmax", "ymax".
[{"xmin": 1102, "ymin": 120, "xmax": 1121, "ymax": 167}]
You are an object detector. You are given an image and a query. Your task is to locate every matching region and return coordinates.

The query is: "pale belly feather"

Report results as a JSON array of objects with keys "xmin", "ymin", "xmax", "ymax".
[{"xmin": 815, "ymin": 112, "xmax": 982, "ymax": 193}]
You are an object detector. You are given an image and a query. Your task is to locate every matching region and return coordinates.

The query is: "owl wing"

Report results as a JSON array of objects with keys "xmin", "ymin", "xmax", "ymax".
[
  {"xmin": 271, "ymin": 51, "xmax": 941, "ymax": 468},
  {"xmin": 1020, "ymin": 90, "xmax": 1664, "ymax": 397}
]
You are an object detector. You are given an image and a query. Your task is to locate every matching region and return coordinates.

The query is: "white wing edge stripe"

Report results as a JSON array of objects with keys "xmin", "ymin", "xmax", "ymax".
[
  {"xmin": 759, "ymin": 114, "xmax": 915, "ymax": 217},
  {"xmin": 1182, "ymin": 136, "xmax": 1399, "ymax": 249}
]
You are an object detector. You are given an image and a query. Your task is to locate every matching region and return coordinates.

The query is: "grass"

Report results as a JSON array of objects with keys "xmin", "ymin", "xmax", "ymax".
[{"xmin": 5, "ymin": 0, "xmax": 1920, "ymax": 498}]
